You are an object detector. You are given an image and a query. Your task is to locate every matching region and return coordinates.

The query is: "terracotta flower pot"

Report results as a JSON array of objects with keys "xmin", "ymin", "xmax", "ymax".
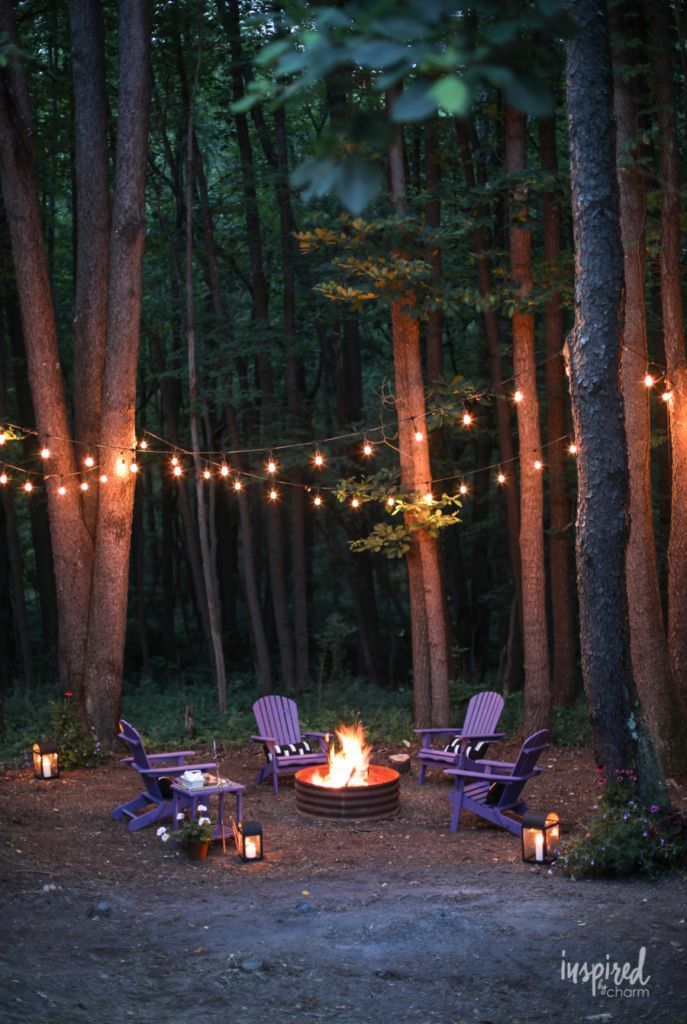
[{"xmin": 186, "ymin": 840, "xmax": 210, "ymax": 862}]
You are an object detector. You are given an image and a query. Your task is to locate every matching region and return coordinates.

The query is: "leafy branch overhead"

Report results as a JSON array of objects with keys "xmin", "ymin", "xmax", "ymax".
[{"xmin": 239, "ymin": 0, "xmax": 571, "ymax": 212}]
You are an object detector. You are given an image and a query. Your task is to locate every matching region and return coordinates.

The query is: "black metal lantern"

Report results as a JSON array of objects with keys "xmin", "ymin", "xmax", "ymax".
[
  {"xmin": 232, "ymin": 819, "xmax": 263, "ymax": 861},
  {"xmin": 521, "ymin": 810, "xmax": 559, "ymax": 863},
  {"xmin": 32, "ymin": 741, "xmax": 59, "ymax": 780}
]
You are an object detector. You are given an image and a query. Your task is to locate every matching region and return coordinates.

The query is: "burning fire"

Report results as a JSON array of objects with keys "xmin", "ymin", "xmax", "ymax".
[{"xmin": 312, "ymin": 722, "xmax": 372, "ymax": 788}]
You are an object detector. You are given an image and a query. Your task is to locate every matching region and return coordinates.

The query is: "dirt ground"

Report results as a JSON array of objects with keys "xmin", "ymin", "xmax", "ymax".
[{"xmin": 1, "ymin": 740, "xmax": 686, "ymax": 1024}]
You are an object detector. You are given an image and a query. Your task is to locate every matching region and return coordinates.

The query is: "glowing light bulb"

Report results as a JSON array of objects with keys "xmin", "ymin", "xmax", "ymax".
[
  {"xmin": 534, "ymin": 459, "xmax": 543, "ymax": 471},
  {"xmin": 351, "ymin": 497, "xmax": 360, "ymax": 509},
  {"xmin": 58, "ymin": 484, "xmax": 66, "ymax": 496},
  {"xmin": 267, "ymin": 458, "xmax": 277, "ymax": 474},
  {"xmin": 269, "ymin": 488, "xmax": 278, "ymax": 501},
  {"xmin": 116, "ymin": 458, "xmax": 128, "ymax": 477},
  {"xmin": 459, "ymin": 483, "xmax": 468, "ymax": 496},
  {"xmin": 0, "ymin": 473, "xmax": 7, "ymax": 485},
  {"xmin": 363, "ymin": 442, "xmax": 373, "ymax": 456},
  {"xmin": 0, "ymin": 432, "xmax": 6, "ymax": 445},
  {"xmin": 80, "ymin": 481, "xmax": 89, "ymax": 492},
  {"xmin": 497, "ymin": 472, "xmax": 506, "ymax": 485},
  {"xmin": 568, "ymin": 442, "xmax": 578, "ymax": 455},
  {"xmin": 220, "ymin": 465, "xmax": 230, "ymax": 477},
  {"xmin": 171, "ymin": 455, "xmax": 179, "ymax": 466},
  {"xmin": 234, "ymin": 479, "xmax": 242, "ymax": 492},
  {"xmin": 99, "ymin": 474, "xmax": 108, "ymax": 484},
  {"xmin": 173, "ymin": 465, "xmax": 182, "ymax": 477},
  {"xmin": 313, "ymin": 495, "xmax": 322, "ymax": 507},
  {"xmin": 424, "ymin": 492, "xmax": 434, "ymax": 505},
  {"xmin": 129, "ymin": 461, "xmax": 138, "ymax": 474},
  {"xmin": 84, "ymin": 455, "xmax": 94, "ymax": 468},
  {"xmin": 514, "ymin": 390, "xmax": 524, "ymax": 403},
  {"xmin": 462, "ymin": 412, "xmax": 473, "ymax": 427},
  {"xmin": 386, "ymin": 496, "xmax": 395, "ymax": 507},
  {"xmin": 313, "ymin": 451, "xmax": 325, "ymax": 467},
  {"xmin": 662, "ymin": 391, "xmax": 672, "ymax": 404},
  {"xmin": 203, "ymin": 468, "xmax": 211, "ymax": 480},
  {"xmin": 24, "ymin": 480, "xmax": 33, "ymax": 493},
  {"xmin": 139, "ymin": 439, "xmax": 148, "ymax": 450},
  {"xmin": 414, "ymin": 429, "xmax": 424, "ymax": 443},
  {"xmin": 644, "ymin": 373, "xmax": 655, "ymax": 389},
  {"xmin": 41, "ymin": 447, "xmax": 50, "ymax": 460}
]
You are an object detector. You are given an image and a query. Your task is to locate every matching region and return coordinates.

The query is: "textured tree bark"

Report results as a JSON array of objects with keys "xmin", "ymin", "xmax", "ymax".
[
  {"xmin": 388, "ymin": 95, "xmax": 450, "ymax": 727},
  {"xmin": 275, "ymin": 105, "xmax": 310, "ymax": 688},
  {"xmin": 69, "ymin": 0, "xmax": 110, "ymax": 467},
  {"xmin": 184, "ymin": 79, "xmax": 227, "ymax": 715},
  {"xmin": 652, "ymin": 0, "xmax": 687, "ymax": 755},
  {"xmin": 505, "ymin": 106, "xmax": 550, "ymax": 733},
  {"xmin": 539, "ymin": 115, "xmax": 577, "ymax": 707},
  {"xmin": 424, "ymin": 117, "xmax": 443, "ymax": 383},
  {"xmin": 0, "ymin": 0, "xmax": 93, "ymax": 697},
  {"xmin": 226, "ymin": 0, "xmax": 295, "ymax": 688},
  {"xmin": 565, "ymin": 0, "xmax": 667, "ymax": 804},
  {"xmin": 83, "ymin": 0, "xmax": 152, "ymax": 743},
  {"xmin": 226, "ymin": 404, "xmax": 273, "ymax": 694},
  {"xmin": 612, "ymin": 8, "xmax": 684, "ymax": 774},
  {"xmin": 455, "ymin": 119, "xmax": 522, "ymax": 686}
]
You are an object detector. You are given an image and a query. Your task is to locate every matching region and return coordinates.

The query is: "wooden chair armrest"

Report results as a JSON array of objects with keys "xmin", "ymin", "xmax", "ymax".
[
  {"xmin": 251, "ymin": 734, "xmax": 275, "ymax": 745},
  {"xmin": 302, "ymin": 731, "xmax": 329, "ymax": 739},
  {"xmin": 137, "ymin": 762, "xmax": 216, "ymax": 776},
  {"xmin": 146, "ymin": 750, "xmax": 196, "ymax": 761},
  {"xmin": 444, "ymin": 767, "xmax": 539, "ymax": 783},
  {"xmin": 413, "ymin": 727, "xmax": 462, "ymax": 736}
]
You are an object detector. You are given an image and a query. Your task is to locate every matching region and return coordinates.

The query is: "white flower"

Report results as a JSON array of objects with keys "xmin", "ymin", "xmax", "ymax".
[
  {"xmin": 161, "ymin": 833, "xmax": 170, "ymax": 842},
  {"xmin": 198, "ymin": 817, "xmax": 210, "ymax": 826},
  {"xmin": 196, "ymin": 804, "xmax": 207, "ymax": 813},
  {"xmin": 156, "ymin": 826, "xmax": 167, "ymax": 837},
  {"xmin": 177, "ymin": 813, "xmax": 185, "ymax": 821}
]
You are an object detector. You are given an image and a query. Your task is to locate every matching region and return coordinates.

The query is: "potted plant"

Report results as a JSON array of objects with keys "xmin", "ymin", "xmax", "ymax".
[{"xmin": 158, "ymin": 804, "xmax": 213, "ymax": 861}]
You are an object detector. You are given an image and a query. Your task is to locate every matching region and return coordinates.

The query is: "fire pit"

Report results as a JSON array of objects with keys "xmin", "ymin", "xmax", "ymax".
[{"xmin": 294, "ymin": 723, "xmax": 400, "ymax": 820}]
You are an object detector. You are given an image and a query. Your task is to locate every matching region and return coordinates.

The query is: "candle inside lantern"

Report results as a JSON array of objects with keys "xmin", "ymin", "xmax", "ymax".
[
  {"xmin": 244, "ymin": 836, "xmax": 258, "ymax": 859},
  {"xmin": 535, "ymin": 832, "xmax": 544, "ymax": 862},
  {"xmin": 42, "ymin": 755, "xmax": 52, "ymax": 779}
]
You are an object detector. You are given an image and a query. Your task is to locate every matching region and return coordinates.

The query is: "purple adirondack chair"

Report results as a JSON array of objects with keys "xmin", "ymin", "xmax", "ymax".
[
  {"xmin": 112, "ymin": 720, "xmax": 216, "ymax": 832},
  {"xmin": 252, "ymin": 695, "xmax": 329, "ymax": 794},
  {"xmin": 444, "ymin": 729, "xmax": 550, "ymax": 834},
  {"xmin": 415, "ymin": 690, "xmax": 505, "ymax": 784}
]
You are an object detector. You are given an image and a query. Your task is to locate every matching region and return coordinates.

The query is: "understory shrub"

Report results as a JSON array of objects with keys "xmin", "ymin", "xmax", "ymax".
[
  {"xmin": 48, "ymin": 698, "xmax": 109, "ymax": 770},
  {"xmin": 558, "ymin": 768, "xmax": 686, "ymax": 880}
]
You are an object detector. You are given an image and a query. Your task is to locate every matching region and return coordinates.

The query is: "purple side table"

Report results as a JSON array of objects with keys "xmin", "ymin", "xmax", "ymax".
[{"xmin": 171, "ymin": 778, "xmax": 244, "ymax": 844}]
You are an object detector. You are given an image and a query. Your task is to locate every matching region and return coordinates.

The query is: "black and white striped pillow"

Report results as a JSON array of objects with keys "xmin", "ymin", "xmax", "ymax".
[
  {"xmin": 263, "ymin": 739, "xmax": 313, "ymax": 762},
  {"xmin": 443, "ymin": 737, "xmax": 489, "ymax": 761}
]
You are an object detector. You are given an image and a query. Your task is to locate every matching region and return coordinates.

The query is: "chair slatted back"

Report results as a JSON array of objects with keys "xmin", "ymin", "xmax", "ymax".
[
  {"xmin": 118, "ymin": 720, "xmax": 165, "ymax": 801},
  {"xmin": 253, "ymin": 696, "xmax": 302, "ymax": 746},
  {"xmin": 462, "ymin": 691, "xmax": 505, "ymax": 738},
  {"xmin": 498, "ymin": 729, "xmax": 550, "ymax": 807}
]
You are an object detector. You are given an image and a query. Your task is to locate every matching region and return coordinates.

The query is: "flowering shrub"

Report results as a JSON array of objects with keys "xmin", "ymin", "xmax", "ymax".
[
  {"xmin": 158, "ymin": 804, "xmax": 213, "ymax": 846},
  {"xmin": 558, "ymin": 767, "xmax": 685, "ymax": 880},
  {"xmin": 48, "ymin": 697, "xmax": 109, "ymax": 770}
]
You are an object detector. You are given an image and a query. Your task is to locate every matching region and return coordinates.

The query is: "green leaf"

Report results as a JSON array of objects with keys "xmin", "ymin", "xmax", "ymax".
[
  {"xmin": 430, "ymin": 75, "xmax": 471, "ymax": 116},
  {"xmin": 255, "ymin": 38, "xmax": 290, "ymax": 67},
  {"xmin": 504, "ymin": 74, "xmax": 553, "ymax": 116},
  {"xmin": 353, "ymin": 40, "xmax": 409, "ymax": 69},
  {"xmin": 390, "ymin": 82, "xmax": 438, "ymax": 123},
  {"xmin": 336, "ymin": 157, "xmax": 383, "ymax": 215}
]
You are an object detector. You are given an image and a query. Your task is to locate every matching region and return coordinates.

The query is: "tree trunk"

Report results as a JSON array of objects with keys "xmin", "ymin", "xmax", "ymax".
[
  {"xmin": 388, "ymin": 94, "xmax": 450, "ymax": 727},
  {"xmin": 83, "ymin": 0, "xmax": 152, "ymax": 744},
  {"xmin": 612, "ymin": 7, "xmax": 684, "ymax": 774},
  {"xmin": 425, "ymin": 117, "xmax": 442, "ymax": 382},
  {"xmin": 565, "ymin": 0, "xmax": 667, "ymax": 805},
  {"xmin": 184, "ymin": 56, "xmax": 227, "ymax": 715},
  {"xmin": 505, "ymin": 105, "xmax": 550, "ymax": 733},
  {"xmin": 0, "ymin": 0, "xmax": 94, "ymax": 698},
  {"xmin": 651, "ymin": 0, "xmax": 687, "ymax": 751},
  {"xmin": 539, "ymin": 115, "xmax": 577, "ymax": 707}
]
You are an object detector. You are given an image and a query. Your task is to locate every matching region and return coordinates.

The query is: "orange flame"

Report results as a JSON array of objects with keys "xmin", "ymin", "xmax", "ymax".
[{"xmin": 313, "ymin": 722, "xmax": 372, "ymax": 788}]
